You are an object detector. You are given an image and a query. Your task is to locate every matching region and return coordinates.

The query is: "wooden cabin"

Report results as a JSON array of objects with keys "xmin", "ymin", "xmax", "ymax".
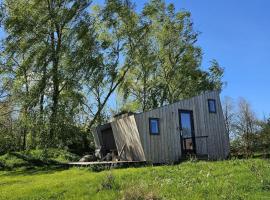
[{"xmin": 93, "ymin": 90, "xmax": 230, "ymax": 164}]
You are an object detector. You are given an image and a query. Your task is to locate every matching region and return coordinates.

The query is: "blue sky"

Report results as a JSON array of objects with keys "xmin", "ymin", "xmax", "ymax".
[
  {"xmin": 133, "ymin": 0, "xmax": 270, "ymax": 118},
  {"xmin": 1, "ymin": 1, "xmax": 269, "ymax": 118}
]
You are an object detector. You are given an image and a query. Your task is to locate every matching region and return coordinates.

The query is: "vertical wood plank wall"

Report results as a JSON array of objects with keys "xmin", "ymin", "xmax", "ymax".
[
  {"xmin": 92, "ymin": 127, "xmax": 101, "ymax": 149},
  {"xmin": 134, "ymin": 90, "xmax": 230, "ymax": 163},
  {"xmin": 111, "ymin": 115, "xmax": 146, "ymax": 161}
]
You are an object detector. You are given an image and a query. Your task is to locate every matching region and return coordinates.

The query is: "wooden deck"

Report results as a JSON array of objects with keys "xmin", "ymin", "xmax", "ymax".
[{"xmin": 68, "ymin": 161, "xmax": 147, "ymax": 168}]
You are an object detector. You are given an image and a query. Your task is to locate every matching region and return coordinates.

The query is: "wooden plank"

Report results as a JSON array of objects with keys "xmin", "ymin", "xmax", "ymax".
[
  {"xmin": 134, "ymin": 115, "xmax": 146, "ymax": 159},
  {"xmin": 166, "ymin": 106, "xmax": 172, "ymax": 163},
  {"xmin": 68, "ymin": 161, "xmax": 146, "ymax": 165},
  {"xmin": 111, "ymin": 115, "xmax": 146, "ymax": 161},
  {"xmin": 92, "ymin": 127, "xmax": 101, "ymax": 148}
]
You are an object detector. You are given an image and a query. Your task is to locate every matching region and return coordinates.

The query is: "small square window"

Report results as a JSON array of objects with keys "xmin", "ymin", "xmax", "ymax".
[
  {"xmin": 208, "ymin": 99, "xmax": 217, "ymax": 113},
  {"xmin": 149, "ymin": 118, "xmax": 159, "ymax": 135}
]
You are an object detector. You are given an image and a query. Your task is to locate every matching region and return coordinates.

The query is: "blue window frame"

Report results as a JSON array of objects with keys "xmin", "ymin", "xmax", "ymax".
[
  {"xmin": 208, "ymin": 99, "xmax": 217, "ymax": 113},
  {"xmin": 149, "ymin": 118, "xmax": 160, "ymax": 135}
]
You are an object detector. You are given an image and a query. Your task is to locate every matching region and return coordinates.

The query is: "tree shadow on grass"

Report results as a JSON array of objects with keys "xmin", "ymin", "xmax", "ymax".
[
  {"xmin": 0, "ymin": 152, "xmax": 70, "ymax": 176},
  {"xmin": 0, "ymin": 165, "xmax": 69, "ymax": 177},
  {"xmin": 10, "ymin": 152, "xmax": 62, "ymax": 166}
]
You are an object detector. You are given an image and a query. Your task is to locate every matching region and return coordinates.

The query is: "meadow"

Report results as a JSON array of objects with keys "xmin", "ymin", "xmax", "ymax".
[{"xmin": 0, "ymin": 158, "xmax": 270, "ymax": 200}]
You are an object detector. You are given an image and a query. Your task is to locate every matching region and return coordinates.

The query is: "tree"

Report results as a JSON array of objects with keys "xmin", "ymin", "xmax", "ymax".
[
  {"xmin": 222, "ymin": 97, "xmax": 270, "ymax": 157},
  {"xmin": 118, "ymin": 0, "xmax": 224, "ymax": 112},
  {"xmin": 257, "ymin": 117, "xmax": 270, "ymax": 155},
  {"xmin": 86, "ymin": 0, "xmax": 150, "ymax": 127},
  {"xmin": 222, "ymin": 96, "xmax": 235, "ymax": 139},
  {"xmin": 1, "ymin": 0, "xmax": 96, "ymax": 148},
  {"xmin": 116, "ymin": 14, "xmax": 157, "ymax": 112},
  {"xmin": 234, "ymin": 98, "xmax": 259, "ymax": 156},
  {"xmin": 0, "ymin": 0, "xmax": 149, "ymax": 150}
]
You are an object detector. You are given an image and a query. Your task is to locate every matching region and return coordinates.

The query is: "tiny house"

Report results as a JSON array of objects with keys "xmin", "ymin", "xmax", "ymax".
[{"xmin": 93, "ymin": 90, "xmax": 230, "ymax": 164}]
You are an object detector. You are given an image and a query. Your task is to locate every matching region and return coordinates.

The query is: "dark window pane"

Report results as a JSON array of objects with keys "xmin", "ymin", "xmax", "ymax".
[
  {"xmin": 208, "ymin": 99, "xmax": 216, "ymax": 113},
  {"xmin": 149, "ymin": 118, "xmax": 159, "ymax": 135},
  {"xmin": 180, "ymin": 113, "xmax": 192, "ymax": 138}
]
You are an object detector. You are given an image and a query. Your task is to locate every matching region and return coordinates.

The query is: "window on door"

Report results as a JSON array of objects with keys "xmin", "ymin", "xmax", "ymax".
[
  {"xmin": 149, "ymin": 118, "xmax": 159, "ymax": 135},
  {"xmin": 179, "ymin": 110, "xmax": 196, "ymax": 154},
  {"xmin": 180, "ymin": 112, "xmax": 193, "ymax": 138}
]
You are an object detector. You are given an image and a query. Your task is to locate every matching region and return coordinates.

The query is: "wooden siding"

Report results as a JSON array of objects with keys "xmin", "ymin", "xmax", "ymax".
[
  {"xmin": 92, "ymin": 127, "xmax": 101, "ymax": 149},
  {"xmin": 134, "ymin": 90, "xmax": 230, "ymax": 163},
  {"xmin": 92, "ymin": 123, "xmax": 111, "ymax": 150},
  {"xmin": 111, "ymin": 115, "xmax": 146, "ymax": 161}
]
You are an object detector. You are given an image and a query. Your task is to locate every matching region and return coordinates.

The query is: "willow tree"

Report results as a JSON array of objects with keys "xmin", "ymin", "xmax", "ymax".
[
  {"xmin": 0, "ymin": 0, "xmax": 96, "ymax": 148},
  {"xmin": 118, "ymin": 0, "xmax": 224, "ymax": 112},
  {"xmin": 86, "ymin": 0, "xmax": 150, "ymax": 128},
  {"xmin": 0, "ymin": 0, "xmax": 149, "ymax": 149}
]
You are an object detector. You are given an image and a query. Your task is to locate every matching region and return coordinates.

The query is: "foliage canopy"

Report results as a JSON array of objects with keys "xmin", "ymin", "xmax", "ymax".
[{"xmin": 0, "ymin": 0, "xmax": 224, "ymax": 153}]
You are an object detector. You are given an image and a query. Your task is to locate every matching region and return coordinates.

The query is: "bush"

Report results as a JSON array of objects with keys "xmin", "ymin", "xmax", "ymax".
[
  {"xmin": 0, "ymin": 153, "xmax": 29, "ymax": 169},
  {"xmin": 24, "ymin": 149, "xmax": 80, "ymax": 163},
  {"xmin": 262, "ymin": 180, "xmax": 270, "ymax": 191},
  {"xmin": 97, "ymin": 173, "xmax": 120, "ymax": 192},
  {"xmin": 0, "ymin": 161, "xmax": 4, "ymax": 169},
  {"xmin": 0, "ymin": 131, "xmax": 20, "ymax": 155},
  {"xmin": 89, "ymin": 164, "xmax": 110, "ymax": 172}
]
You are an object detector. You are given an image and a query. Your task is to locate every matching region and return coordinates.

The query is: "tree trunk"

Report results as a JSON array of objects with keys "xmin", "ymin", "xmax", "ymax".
[
  {"xmin": 39, "ymin": 63, "xmax": 47, "ymax": 147},
  {"xmin": 49, "ymin": 58, "xmax": 60, "ymax": 145},
  {"xmin": 21, "ymin": 106, "xmax": 28, "ymax": 150},
  {"xmin": 49, "ymin": 28, "xmax": 61, "ymax": 146},
  {"xmin": 47, "ymin": 0, "xmax": 62, "ymax": 144},
  {"xmin": 21, "ymin": 66, "xmax": 29, "ymax": 150}
]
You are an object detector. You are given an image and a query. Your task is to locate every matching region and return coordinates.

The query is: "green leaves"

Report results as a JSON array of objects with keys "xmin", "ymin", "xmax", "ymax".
[
  {"xmin": 118, "ymin": 0, "xmax": 224, "ymax": 112},
  {"xmin": 0, "ymin": 0, "xmax": 225, "ymax": 152},
  {"xmin": 0, "ymin": 0, "xmax": 95, "ymax": 149}
]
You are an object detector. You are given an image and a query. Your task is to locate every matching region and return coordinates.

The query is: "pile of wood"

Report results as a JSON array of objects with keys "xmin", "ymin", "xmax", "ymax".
[
  {"xmin": 78, "ymin": 144, "xmax": 127, "ymax": 163},
  {"xmin": 101, "ymin": 151, "xmax": 119, "ymax": 162},
  {"xmin": 79, "ymin": 155, "xmax": 97, "ymax": 162}
]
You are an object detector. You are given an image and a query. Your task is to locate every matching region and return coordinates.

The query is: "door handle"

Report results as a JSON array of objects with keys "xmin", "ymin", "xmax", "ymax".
[{"xmin": 180, "ymin": 130, "xmax": 183, "ymax": 137}]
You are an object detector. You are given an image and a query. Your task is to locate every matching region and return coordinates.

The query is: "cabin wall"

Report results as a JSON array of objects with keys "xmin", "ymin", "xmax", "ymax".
[
  {"xmin": 111, "ymin": 115, "xmax": 146, "ymax": 161},
  {"xmin": 92, "ymin": 123, "xmax": 118, "ymax": 158},
  {"xmin": 92, "ymin": 127, "xmax": 102, "ymax": 149},
  {"xmin": 134, "ymin": 91, "xmax": 229, "ymax": 163}
]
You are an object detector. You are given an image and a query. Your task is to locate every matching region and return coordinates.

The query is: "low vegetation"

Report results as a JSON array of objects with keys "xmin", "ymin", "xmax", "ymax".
[
  {"xmin": 0, "ymin": 159, "xmax": 269, "ymax": 200},
  {"xmin": 0, "ymin": 149, "xmax": 79, "ymax": 170}
]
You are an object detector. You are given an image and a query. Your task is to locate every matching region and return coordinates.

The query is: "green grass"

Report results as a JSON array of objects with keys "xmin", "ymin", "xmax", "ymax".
[
  {"xmin": 0, "ymin": 159, "xmax": 270, "ymax": 200},
  {"xmin": 0, "ymin": 149, "xmax": 80, "ymax": 170}
]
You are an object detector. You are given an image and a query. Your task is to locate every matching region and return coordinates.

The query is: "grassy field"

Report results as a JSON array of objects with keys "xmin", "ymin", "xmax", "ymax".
[{"xmin": 0, "ymin": 159, "xmax": 269, "ymax": 200}]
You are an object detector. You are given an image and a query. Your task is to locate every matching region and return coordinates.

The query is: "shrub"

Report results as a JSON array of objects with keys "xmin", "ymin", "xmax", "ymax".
[
  {"xmin": 89, "ymin": 164, "xmax": 110, "ymax": 172},
  {"xmin": 0, "ymin": 160, "xmax": 5, "ymax": 169},
  {"xmin": 0, "ymin": 153, "xmax": 29, "ymax": 169},
  {"xmin": 262, "ymin": 180, "xmax": 270, "ymax": 191},
  {"xmin": 25, "ymin": 149, "xmax": 80, "ymax": 163},
  {"xmin": 97, "ymin": 173, "xmax": 120, "ymax": 192}
]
